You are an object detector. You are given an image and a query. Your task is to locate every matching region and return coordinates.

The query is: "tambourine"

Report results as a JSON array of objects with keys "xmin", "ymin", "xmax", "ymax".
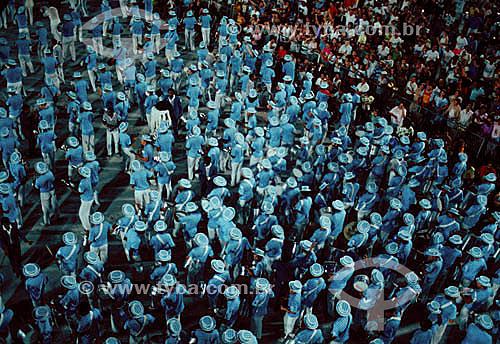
[{"xmin": 354, "ymin": 274, "xmax": 370, "ymax": 292}]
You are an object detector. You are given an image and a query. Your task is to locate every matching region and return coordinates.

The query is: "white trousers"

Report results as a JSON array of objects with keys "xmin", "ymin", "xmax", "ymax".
[
  {"xmin": 283, "ymin": 314, "xmax": 298, "ymax": 337},
  {"xmin": 93, "ymin": 37, "xmax": 103, "ymax": 56},
  {"xmin": 184, "ymin": 29, "xmax": 194, "ymax": 51},
  {"xmin": 187, "ymin": 156, "xmax": 200, "ymax": 180},
  {"xmin": 87, "ymin": 68, "xmax": 96, "ymax": 92},
  {"xmin": 82, "ymin": 134, "xmax": 95, "ymax": 154},
  {"xmin": 106, "ymin": 128, "xmax": 119, "ymax": 155},
  {"xmin": 18, "ymin": 54, "xmax": 34, "ymax": 76},
  {"xmin": 134, "ymin": 189, "xmax": 150, "ymax": 211},
  {"xmin": 90, "ymin": 244, "xmax": 108, "ymax": 264},
  {"xmin": 249, "ymin": 155, "xmax": 261, "ymax": 167},
  {"xmin": 79, "ymin": 199, "xmax": 93, "ymax": 231},
  {"xmin": 132, "ymin": 34, "xmax": 142, "ymax": 54},
  {"xmin": 45, "ymin": 71, "xmax": 60, "ymax": 90},
  {"xmin": 201, "ymin": 27, "xmax": 210, "ymax": 46},
  {"xmin": 40, "ymin": 190, "xmax": 58, "ymax": 225},
  {"xmin": 62, "ymin": 36, "xmax": 76, "ymax": 61},
  {"xmin": 231, "ymin": 161, "xmax": 243, "ymax": 186}
]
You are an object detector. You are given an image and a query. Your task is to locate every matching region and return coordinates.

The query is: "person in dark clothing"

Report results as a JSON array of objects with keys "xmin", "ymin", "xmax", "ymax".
[
  {"xmin": 167, "ymin": 88, "xmax": 183, "ymax": 139},
  {"xmin": 21, "ymin": 104, "xmax": 37, "ymax": 157},
  {"xmin": 199, "ymin": 155, "xmax": 217, "ymax": 197},
  {"xmin": 0, "ymin": 217, "xmax": 30, "ymax": 278}
]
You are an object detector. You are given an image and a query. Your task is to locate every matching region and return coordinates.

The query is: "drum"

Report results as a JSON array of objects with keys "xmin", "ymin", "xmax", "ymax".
[
  {"xmin": 343, "ymin": 221, "xmax": 357, "ymax": 240},
  {"xmin": 354, "ymin": 274, "xmax": 370, "ymax": 292}
]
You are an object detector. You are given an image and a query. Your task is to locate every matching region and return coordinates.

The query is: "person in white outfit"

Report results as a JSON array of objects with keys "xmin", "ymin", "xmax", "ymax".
[
  {"xmin": 77, "ymin": 166, "xmax": 93, "ymax": 232},
  {"xmin": 24, "ymin": 0, "xmax": 34, "ymax": 25},
  {"xmin": 42, "ymin": 6, "xmax": 60, "ymax": 42}
]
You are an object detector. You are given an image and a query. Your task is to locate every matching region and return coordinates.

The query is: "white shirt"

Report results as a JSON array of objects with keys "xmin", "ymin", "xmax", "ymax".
[
  {"xmin": 455, "ymin": 36, "xmax": 468, "ymax": 50},
  {"xmin": 459, "ymin": 109, "xmax": 473, "ymax": 125},
  {"xmin": 424, "ymin": 50, "xmax": 440, "ymax": 62},
  {"xmin": 406, "ymin": 81, "xmax": 417, "ymax": 96},
  {"xmin": 377, "ymin": 45, "xmax": 389, "ymax": 58},
  {"xmin": 492, "ymin": 123, "xmax": 500, "ymax": 139},
  {"xmin": 390, "ymin": 106, "xmax": 406, "ymax": 127},
  {"xmin": 357, "ymin": 82, "xmax": 369, "ymax": 94}
]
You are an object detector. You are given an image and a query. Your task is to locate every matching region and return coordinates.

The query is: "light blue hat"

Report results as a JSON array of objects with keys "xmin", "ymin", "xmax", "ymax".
[
  {"xmin": 390, "ymin": 198, "xmax": 402, "ymax": 210},
  {"xmin": 33, "ymin": 305, "xmax": 51, "ymax": 320},
  {"xmin": 67, "ymin": 136, "xmax": 79, "ymax": 147},
  {"xmin": 229, "ymin": 227, "xmax": 242, "ymax": 240},
  {"xmin": 370, "ymin": 212, "xmax": 382, "ymax": 225},
  {"xmin": 222, "ymin": 328, "xmax": 237, "ymax": 344},
  {"xmin": 424, "ymin": 248, "xmax": 441, "ymax": 257},
  {"xmin": 179, "ymin": 179, "xmax": 192, "ymax": 188},
  {"xmin": 310, "ymin": 263, "xmax": 324, "ymax": 277},
  {"xmin": 302, "ymin": 161, "xmax": 312, "ymax": 173},
  {"xmin": 340, "ymin": 255, "xmax": 354, "ymax": 267},
  {"xmin": 261, "ymin": 159, "xmax": 272, "ymax": 170},
  {"xmin": 484, "ymin": 173, "xmax": 497, "ymax": 182},
  {"xmin": 320, "ymin": 216, "xmax": 331, "ymax": 229},
  {"xmin": 211, "ymin": 259, "xmax": 225, "ymax": 273},
  {"xmin": 255, "ymin": 277, "xmax": 270, "ymax": 291},
  {"xmin": 157, "ymin": 249, "xmax": 171, "ymax": 262},
  {"xmin": 271, "ymin": 225, "xmax": 284, "ymax": 239},
  {"xmin": 333, "ymin": 200, "xmax": 344, "ymax": 210},
  {"xmin": 61, "ymin": 275, "xmax": 77, "ymax": 289},
  {"xmin": 419, "ymin": 199, "xmax": 431, "ymax": 209},
  {"xmin": 35, "ymin": 161, "xmax": 48, "ymax": 174},
  {"xmin": 405, "ymin": 271, "xmax": 418, "ymax": 284},
  {"xmin": 38, "ymin": 120, "xmax": 49, "ymax": 130},
  {"xmin": 477, "ymin": 314, "xmax": 494, "ymax": 330},
  {"xmin": 469, "ymin": 246, "xmax": 483, "ymax": 258},
  {"xmin": 237, "ymin": 330, "xmax": 255, "ymax": 344},
  {"xmin": 477, "ymin": 194, "xmax": 488, "ymax": 206},
  {"xmin": 477, "ymin": 275, "xmax": 491, "ymax": 287},
  {"xmin": 122, "ymin": 203, "xmax": 135, "ymax": 217},
  {"xmin": 372, "ymin": 269, "xmax": 384, "ymax": 283},
  {"xmin": 366, "ymin": 182, "xmax": 378, "ymax": 193},
  {"xmin": 185, "ymin": 202, "xmax": 198, "ymax": 213},
  {"xmin": 444, "ymin": 286, "xmax": 460, "ymax": 298},
  {"xmin": 336, "ymin": 300, "xmax": 351, "ymax": 317},
  {"xmin": 403, "ymin": 213, "xmax": 414, "ymax": 225},
  {"xmin": 427, "ymin": 301, "xmax": 441, "ymax": 314},
  {"xmin": 222, "ymin": 207, "xmax": 236, "ymax": 222},
  {"xmin": 129, "ymin": 300, "xmax": 144, "ymax": 317},
  {"xmin": 84, "ymin": 251, "xmax": 100, "ymax": 265},
  {"xmin": 134, "ymin": 221, "xmax": 147, "ymax": 232},
  {"xmin": 289, "ymin": 280, "xmax": 302, "ymax": 291},
  {"xmin": 23, "ymin": 263, "xmax": 40, "ymax": 278},
  {"xmin": 90, "ymin": 212, "xmax": 104, "ymax": 225},
  {"xmin": 300, "ymin": 240, "xmax": 312, "ymax": 251},
  {"xmin": 63, "ymin": 231, "xmax": 77, "ymax": 245},
  {"xmin": 194, "ymin": 233, "xmax": 209, "ymax": 246},
  {"xmin": 0, "ymin": 183, "xmax": 10, "ymax": 195},
  {"xmin": 108, "ymin": 270, "xmax": 125, "ymax": 284},
  {"xmin": 79, "ymin": 166, "xmax": 91, "ymax": 178},
  {"xmin": 304, "ymin": 314, "xmax": 318, "ymax": 329},
  {"xmin": 161, "ymin": 273, "xmax": 176, "ymax": 286},
  {"xmin": 386, "ymin": 242, "xmax": 399, "ymax": 255},
  {"xmin": 168, "ymin": 318, "xmax": 182, "ymax": 337},
  {"xmin": 398, "ymin": 229, "xmax": 411, "ymax": 241},
  {"xmin": 449, "ymin": 234, "xmax": 462, "ymax": 245},
  {"xmin": 224, "ymin": 286, "xmax": 240, "ymax": 299},
  {"xmin": 357, "ymin": 220, "xmax": 370, "ymax": 234},
  {"xmin": 10, "ymin": 152, "xmax": 21, "ymax": 164}
]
